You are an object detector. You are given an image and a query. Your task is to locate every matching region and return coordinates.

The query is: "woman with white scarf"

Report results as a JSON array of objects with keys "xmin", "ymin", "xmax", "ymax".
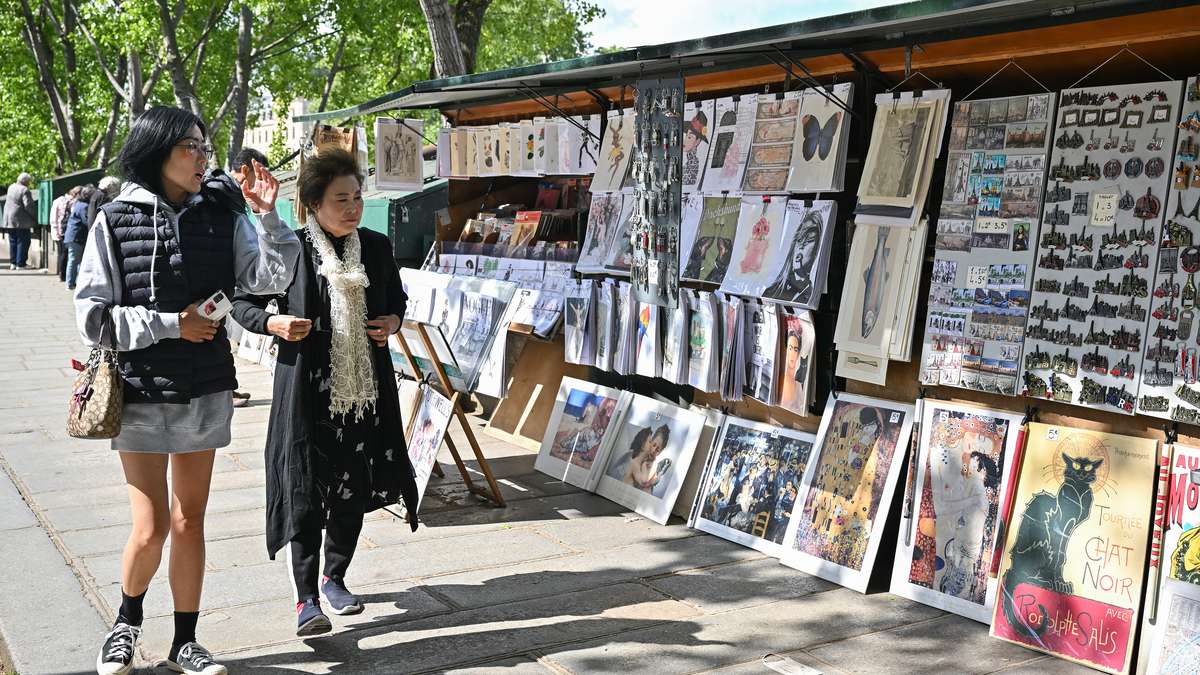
[{"xmin": 231, "ymin": 149, "xmax": 418, "ymax": 637}]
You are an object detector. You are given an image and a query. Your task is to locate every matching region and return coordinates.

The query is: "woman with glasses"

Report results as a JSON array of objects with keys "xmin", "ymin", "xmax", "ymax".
[
  {"xmin": 230, "ymin": 148, "xmax": 419, "ymax": 637},
  {"xmin": 75, "ymin": 106, "xmax": 300, "ymax": 675}
]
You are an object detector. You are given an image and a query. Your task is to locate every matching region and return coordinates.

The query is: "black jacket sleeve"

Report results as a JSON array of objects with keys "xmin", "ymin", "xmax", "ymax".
[
  {"xmin": 232, "ymin": 291, "xmax": 284, "ymax": 335},
  {"xmin": 384, "ymin": 251, "xmax": 407, "ymax": 322}
]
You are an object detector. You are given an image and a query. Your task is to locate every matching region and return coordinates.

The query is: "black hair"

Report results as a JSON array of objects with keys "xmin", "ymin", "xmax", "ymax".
[
  {"xmin": 117, "ymin": 106, "xmax": 206, "ymax": 198},
  {"xmin": 77, "ymin": 184, "xmax": 97, "ymax": 202},
  {"xmin": 232, "ymin": 147, "xmax": 269, "ymax": 172},
  {"xmin": 298, "ymin": 148, "xmax": 363, "ymax": 216}
]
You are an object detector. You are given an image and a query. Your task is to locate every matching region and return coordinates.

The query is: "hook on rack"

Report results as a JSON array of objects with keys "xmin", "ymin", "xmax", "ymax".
[
  {"xmin": 887, "ymin": 69, "xmax": 942, "ymax": 94},
  {"xmin": 1164, "ymin": 421, "xmax": 1180, "ymax": 446}
]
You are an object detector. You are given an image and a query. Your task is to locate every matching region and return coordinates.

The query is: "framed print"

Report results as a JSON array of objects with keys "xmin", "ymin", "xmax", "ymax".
[
  {"xmin": 890, "ymin": 401, "xmax": 1023, "ymax": 623},
  {"xmin": 535, "ymin": 377, "xmax": 630, "ymax": 491},
  {"xmin": 595, "ymin": 394, "xmax": 708, "ymax": 524},
  {"xmin": 692, "ymin": 416, "xmax": 815, "ymax": 558},
  {"xmin": 406, "ymin": 384, "xmax": 455, "ymax": 512},
  {"xmin": 780, "ymin": 393, "xmax": 916, "ymax": 592},
  {"xmin": 990, "ymin": 423, "xmax": 1159, "ymax": 675}
]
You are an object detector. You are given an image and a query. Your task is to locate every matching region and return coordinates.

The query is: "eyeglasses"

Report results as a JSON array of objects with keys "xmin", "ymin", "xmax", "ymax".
[{"xmin": 175, "ymin": 140, "xmax": 215, "ymax": 159}]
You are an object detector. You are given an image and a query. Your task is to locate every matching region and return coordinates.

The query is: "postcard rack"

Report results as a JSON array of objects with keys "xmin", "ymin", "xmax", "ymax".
[{"xmin": 395, "ymin": 322, "xmax": 507, "ymax": 507}]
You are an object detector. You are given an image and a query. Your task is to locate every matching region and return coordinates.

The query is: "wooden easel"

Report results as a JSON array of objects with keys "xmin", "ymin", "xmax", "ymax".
[{"xmin": 396, "ymin": 322, "xmax": 506, "ymax": 507}]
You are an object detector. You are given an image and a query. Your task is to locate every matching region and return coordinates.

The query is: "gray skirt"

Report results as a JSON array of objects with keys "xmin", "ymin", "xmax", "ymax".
[{"xmin": 111, "ymin": 391, "xmax": 234, "ymax": 453}]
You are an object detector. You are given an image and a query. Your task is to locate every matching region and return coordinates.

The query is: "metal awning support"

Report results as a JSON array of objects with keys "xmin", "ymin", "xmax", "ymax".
[
  {"xmin": 765, "ymin": 46, "xmax": 859, "ymax": 120},
  {"xmin": 517, "ymin": 85, "xmax": 600, "ymax": 141}
]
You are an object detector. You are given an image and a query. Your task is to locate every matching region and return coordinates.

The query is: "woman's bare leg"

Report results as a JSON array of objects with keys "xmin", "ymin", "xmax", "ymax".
[
  {"xmin": 118, "ymin": 452, "xmax": 171, "ymax": 596},
  {"xmin": 167, "ymin": 449, "xmax": 215, "ymax": 612}
]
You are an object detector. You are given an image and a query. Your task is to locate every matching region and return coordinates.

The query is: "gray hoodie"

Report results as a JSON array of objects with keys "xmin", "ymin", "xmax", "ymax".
[{"xmin": 74, "ymin": 181, "xmax": 301, "ymax": 351}]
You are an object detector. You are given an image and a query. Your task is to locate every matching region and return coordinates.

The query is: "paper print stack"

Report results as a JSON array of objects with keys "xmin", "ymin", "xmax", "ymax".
[
  {"xmin": 680, "ymin": 195, "xmax": 742, "ymax": 284},
  {"xmin": 780, "ymin": 393, "xmax": 915, "ymax": 592},
  {"xmin": 834, "ymin": 220, "xmax": 928, "ymax": 384},
  {"xmin": 890, "ymin": 401, "xmax": 1023, "ymax": 623},
  {"xmin": 700, "ymin": 95, "xmax": 758, "ymax": 194},
  {"xmin": 1139, "ymin": 77, "xmax": 1200, "ymax": 421},
  {"xmin": 760, "ymin": 200, "xmax": 838, "ymax": 310},
  {"xmin": 918, "ymin": 93, "xmax": 1056, "ymax": 395},
  {"xmin": 692, "ymin": 416, "xmax": 815, "ymax": 557},
  {"xmin": 681, "ymin": 99, "xmax": 715, "ymax": 193},
  {"xmin": 1021, "ymin": 81, "xmax": 1183, "ymax": 414},
  {"xmin": 436, "ymin": 115, "xmax": 603, "ymax": 180},
  {"xmin": 739, "ymin": 84, "xmax": 854, "ymax": 195},
  {"xmin": 535, "ymin": 377, "xmax": 632, "ymax": 490},
  {"xmin": 776, "ymin": 309, "xmax": 816, "ymax": 417},
  {"xmin": 989, "ymin": 423, "xmax": 1159, "ymax": 675}
]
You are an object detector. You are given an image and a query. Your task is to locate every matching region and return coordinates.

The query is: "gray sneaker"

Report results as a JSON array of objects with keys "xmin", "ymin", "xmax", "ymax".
[
  {"xmin": 96, "ymin": 622, "xmax": 140, "ymax": 675},
  {"xmin": 159, "ymin": 641, "xmax": 227, "ymax": 675},
  {"xmin": 322, "ymin": 576, "xmax": 364, "ymax": 615}
]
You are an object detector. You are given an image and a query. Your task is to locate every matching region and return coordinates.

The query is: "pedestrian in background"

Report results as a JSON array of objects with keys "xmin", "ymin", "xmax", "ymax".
[
  {"xmin": 63, "ymin": 184, "xmax": 96, "ymax": 290},
  {"xmin": 75, "ymin": 106, "xmax": 300, "ymax": 675},
  {"xmin": 223, "ymin": 146, "xmax": 272, "ymax": 408},
  {"xmin": 50, "ymin": 185, "xmax": 81, "ymax": 281},
  {"xmin": 4, "ymin": 172, "xmax": 37, "ymax": 269}
]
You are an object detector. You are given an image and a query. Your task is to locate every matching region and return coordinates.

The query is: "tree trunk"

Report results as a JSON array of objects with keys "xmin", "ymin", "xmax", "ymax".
[
  {"xmin": 128, "ymin": 50, "xmax": 146, "ymax": 120},
  {"xmin": 225, "ymin": 3, "xmax": 254, "ymax": 166},
  {"xmin": 418, "ymin": 0, "xmax": 467, "ymax": 78},
  {"xmin": 318, "ymin": 32, "xmax": 347, "ymax": 113},
  {"xmin": 96, "ymin": 55, "xmax": 128, "ymax": 169},
  {"xmin": 453, "ymin": 0, "xmax": 492, "ymax": 74},
  {"xmin": 155, "ymin": 0, "xmax": 204, "ymax": 119},
  {"xmin": 17, "ymin": 0, "xmax": 80, "ymax": 165}
]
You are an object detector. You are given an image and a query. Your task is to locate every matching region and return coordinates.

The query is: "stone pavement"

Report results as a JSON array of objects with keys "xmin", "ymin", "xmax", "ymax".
[{"xmin": 0, "ymin": 260, "xmax": 1091, "ymax": 675}]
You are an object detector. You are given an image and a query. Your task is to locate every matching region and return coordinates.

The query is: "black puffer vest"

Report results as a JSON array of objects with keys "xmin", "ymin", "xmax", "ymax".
[{"xmin": 103, "ymin": 180, "xmax": 242, "ymax": 403}]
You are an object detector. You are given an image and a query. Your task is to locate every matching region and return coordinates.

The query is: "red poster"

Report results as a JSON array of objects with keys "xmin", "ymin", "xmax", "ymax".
[{"xmin": 994, "ymin": 581, "xmax": 1133, "ymax": 673}]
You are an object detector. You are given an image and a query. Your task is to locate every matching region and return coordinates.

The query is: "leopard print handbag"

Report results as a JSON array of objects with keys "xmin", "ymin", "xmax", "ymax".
[{"xmin": 67, "ymin": 311, "xmax": 124, "ymax": 439}]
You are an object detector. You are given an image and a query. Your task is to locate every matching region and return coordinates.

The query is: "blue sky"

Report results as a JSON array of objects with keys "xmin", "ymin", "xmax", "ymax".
[{"xmin": 585, "ymin": 0, "xmax": 907, "ymax": 50}]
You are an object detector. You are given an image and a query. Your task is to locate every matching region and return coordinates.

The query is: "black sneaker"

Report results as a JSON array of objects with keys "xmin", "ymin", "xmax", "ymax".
[
  {"xmin": 158, "ymin": 641, "xmax": 226, "ymax": 675},
  {"xmin": 96, "ymin": 622, "xmax": 140, "ymax": 675},
  {"xmin": 296, "ymin": 598, "xmax": 332, "ymax": 636},
  {"xmin": 322, "ymin": 576, "xmax": 363, "ymax": 615}
]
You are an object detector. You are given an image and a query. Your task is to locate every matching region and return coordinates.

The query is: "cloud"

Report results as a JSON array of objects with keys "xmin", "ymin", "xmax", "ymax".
[{"xmin": 586, "ymin": 0, "xmax": 906, "ymax": 50}]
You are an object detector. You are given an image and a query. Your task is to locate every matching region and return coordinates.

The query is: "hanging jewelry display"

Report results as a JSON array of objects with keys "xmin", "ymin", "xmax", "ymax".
[
  {"xmin": 631, "ymin": 76, "xmax": 684, "ymax": 307},
  {"xmin": 1139, "ymin": 75, "xmax": 1200, "ymax": 421},
  {"xmin": 919, "ymin": 90, "xmax": 1056, "ymax": 396},
  {"xmin": 1022, "ymin": 80, "xmax": 1184, "ymax": 414}
]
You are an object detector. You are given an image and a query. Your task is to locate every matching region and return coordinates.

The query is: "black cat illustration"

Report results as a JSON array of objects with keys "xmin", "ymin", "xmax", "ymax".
[{"xmin": 1001, "ymin": 452, "xmax": 1103, "ymax": 638}]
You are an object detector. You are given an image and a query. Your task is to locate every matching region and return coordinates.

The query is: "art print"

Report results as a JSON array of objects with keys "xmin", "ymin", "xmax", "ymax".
[
  {"xmin": 694, "ymin": 416, "xmax": 815, "ymax": 557},
  {"xmin": 406, "ymin": 384, "xmax": 454, "ymax": 511},
  {"xmin": 682, "ymin": 100, "xmax": 714, "ymax": 192},
  {"xmin": 890, "ymin": 402, "xmax": 1022, "ymax": 623},
  {"xmin": 742, "ymin": 92, "xmax": 802, "ymax": 194},
  {"xmin": 835, "ymin": 222, "xmax": 909, "ymax": 357},
  {"xmin": 375, "ymin": 118, "xmax": 424, "ymax": 191},
  {"xmin": 578, "ymin": 193, "xmax": 631, "ymax": 273},
  {"xmin": 781, "ymin": 393, "xmax": 915, "ymax": 592},
  {"xmin": 682, "ymin": 196, "xmax": 742, "ymax": 283},
  {"xmin": 592, "ymin": 112, "xmax": 636, "ymax": 192},
  {"xmin": 719, "ymin": 197, "xmax": 791, "ymax": 296},
  {"xmin": 1146, "ymin": 589, "xmax": 1200, "ymax": 675},
  {"xmin": 859, "ymin": 100, "xmax": 936, "ymax": 207},
  {"xmin": 701, "ymin": 94, "xmax": 758, "ymax": 194},
  {"xmin": 743, "ymin": 303, "xmax": 779, "ymax": 403},
  {"xmin": 762, "ymin": 201, "xmax": 837, "ymax": 309},
  {"xmin": 990, "ymin": 423, "xmax": 1159, "ymax": 675},
  {"xmin": 787, "ymin": 83, "xmax": 854, "ymax": 193},
  {"xmin": 595, "ymin": 395, "xmax": 707, "ymax": 524},
  {"xmin": 535, "ymin": 377, "xmax": 629, "ymax": 490},
  {"xmin": 776, "ymin": 310, "xmax": 815, "ymax": 416},
  {"xmin": 563, "ymin": 281, "xmax": 593, "ymax": 366}
]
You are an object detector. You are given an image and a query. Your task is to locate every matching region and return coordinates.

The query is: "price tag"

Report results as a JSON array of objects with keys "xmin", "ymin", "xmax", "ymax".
[
  {"xmin": 1090, "ymin": 192, "xmax": 1118, "ymax": 228},
  {"xmin": 1047, "ymin": 427, "xmax": 1059, "ymax": 441},
  {"xmin": 966, "ymin": 266, "xmax": 989, "ymax": 288},
  {"xmin": 647, "ymin": 259, "xmax": 661, "ymax": 285},
  {"xmin": 890, "ymin": 412, "xmax": 902, "ymax": 424}
]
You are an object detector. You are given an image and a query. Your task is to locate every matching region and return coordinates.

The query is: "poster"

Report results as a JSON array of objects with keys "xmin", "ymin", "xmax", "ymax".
[
  {"xmin": 1022, "ymin": 81, "xmax": 1183, "ymax": 415},
  {"xmin": 406, "ymin": 384, "xmax": 454, "ymax": 511},
  {"xmin": 890, "ymin": 401, "xmax": 1023, "ymax": 623},
  {"xmin": 692, "ymin": 416, "xmax": 815, "ymax": 558},
  {"xmin": 680, "ymin": 196, "xmax": 742, "ymax": 283},
  {"xmin": 718, "ymin": 196, "xmax": 792, "ymax": 297},
  {"xmin": 591, "ymin": 111, "xmax": 636, "ymax": 193},
  {"xmin": 701, "ymin": 94, "xmax": 757, "ymax": 194},
  {"xmin": 682, "ymin": 99, "xmax": 714, "ymax": 192},
  {"xmin": 595, "ymin": 395, "xmax": 707, "ymax": 524},
  {"xmin": 780, "ymin": 393, "xmax": 914, "ymax": 592},
  {"xmin": 762, "ymin": 200, "xmax": 838, "ymax": 309},
  {"xmin": 563, "ymin": 280, "xmax": 593, "ymax": 366},
  {"xmin": 578, "ymin": 193, "xmax": 632, "ymax": 273},
  {"xmin": 374, "ymin": 118, "xmax": 424, "ymax": 191},
  {"xmin": 990, "ymin": 423, "xmax": 1159, "ymax": 675},
  {"xmin": 743, "ymin": 302, "xmax": 779, "ymax": 403},
  {"xmin": 776, "ymin": 309, "xmax": 815, "ymax": 416},
  {"xmin": 919, "ymin": 93, "xmax": 1054, "ymax": 397},
  {"xmin": 534, "ymin": 377, "xmax": 630, "ymax": 491}
]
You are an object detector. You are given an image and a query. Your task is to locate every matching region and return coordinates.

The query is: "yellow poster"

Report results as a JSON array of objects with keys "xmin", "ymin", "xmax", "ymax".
[{"xmin": 990, "ymin": 422, "xmax": 1159, "ymax": 675}]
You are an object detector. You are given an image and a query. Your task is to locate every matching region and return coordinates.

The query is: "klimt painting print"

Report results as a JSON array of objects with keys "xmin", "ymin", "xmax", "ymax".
[
  {"xmin": 781, "ymin": 393, "xmax": 915, "ymax": 592},
  {"xmin": 693, "ymin": 416, "xmax": 815, "ymax": 557},
  {"xmin": 989, "ymin": 423, "xmax": 1158, "ymax": 675},
  {"xmin": 535, "ymin": 377, "xmax": 630, "ymax": 491},
  {"xmin": 890, "ymin": 401, "xmax": 1022, "ymax": 623},
  {"xmin": 595, "ymin": 395, "xmax": 707, "ymax": 524}
]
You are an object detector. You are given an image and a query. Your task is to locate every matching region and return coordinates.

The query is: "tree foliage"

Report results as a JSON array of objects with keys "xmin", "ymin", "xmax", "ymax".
[{"xmin": 0, "ymin": 0, "xmax": 603, "ymax": 182}]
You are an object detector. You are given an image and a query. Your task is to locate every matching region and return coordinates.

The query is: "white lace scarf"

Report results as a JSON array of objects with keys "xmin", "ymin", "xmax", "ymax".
[{"xmin": 305, "ymin": 220, "xmax": 377, "ymax": 420}]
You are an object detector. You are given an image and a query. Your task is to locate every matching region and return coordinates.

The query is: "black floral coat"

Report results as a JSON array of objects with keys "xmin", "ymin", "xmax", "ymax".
[{"xmin": 231, "ymin": 227, "xmax": 419, "ymax": 559}]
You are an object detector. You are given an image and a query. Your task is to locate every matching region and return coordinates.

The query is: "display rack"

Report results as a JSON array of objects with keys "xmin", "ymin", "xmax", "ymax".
[{"xmin": 395, "ymin": 322, "xmax": 507, "ymax": 507}]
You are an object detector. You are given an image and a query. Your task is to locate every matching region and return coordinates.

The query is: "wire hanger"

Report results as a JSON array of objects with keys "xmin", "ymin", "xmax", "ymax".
[
  {"xmin": 1069, "ymin": 44, "xmax": 1173, "ymax": 90},
  {"xmin": 961, "ymin": 58, "xmax": 1052, "ymax": 101},
  {"xmin": 887, "ymin": 69, "xmax": 942, "ymax": 94}
]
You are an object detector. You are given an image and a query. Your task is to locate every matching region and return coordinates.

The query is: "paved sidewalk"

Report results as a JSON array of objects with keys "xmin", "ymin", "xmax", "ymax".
[{"xmin": 0, "ymin": 261, "xmax": 1089, "ymax": 675}]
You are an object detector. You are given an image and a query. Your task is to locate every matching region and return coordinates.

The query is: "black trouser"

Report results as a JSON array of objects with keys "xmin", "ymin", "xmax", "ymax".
[
  {"xmin": 288, "ymin": 508, "xmax": 366, "ymax": 603},
  {"xmin": 56, "ymin": 241, "xmax": 68, "ymax": 281}
]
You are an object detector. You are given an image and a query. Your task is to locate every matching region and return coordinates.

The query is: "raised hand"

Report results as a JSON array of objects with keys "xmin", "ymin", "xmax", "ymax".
[{"xmin": 241, "ymin": 160, "xmax": 279, "ymax": 214}]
